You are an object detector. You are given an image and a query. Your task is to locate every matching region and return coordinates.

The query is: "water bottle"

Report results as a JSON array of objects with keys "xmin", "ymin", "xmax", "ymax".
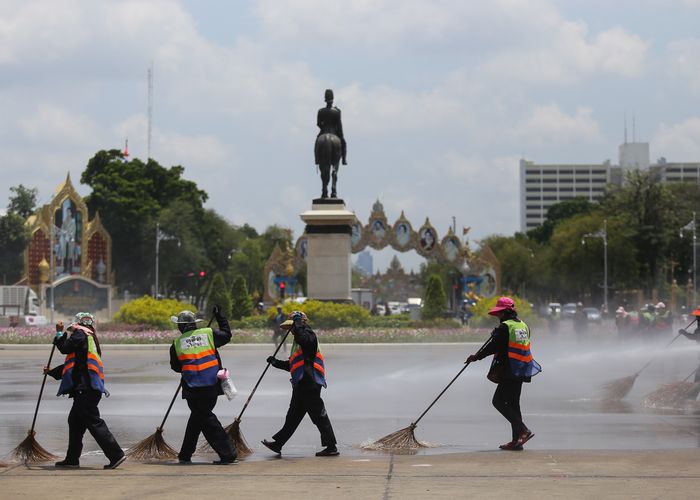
[{"xmin": 217, "ymin": 368, "xmax": 237, "ymax": 401}]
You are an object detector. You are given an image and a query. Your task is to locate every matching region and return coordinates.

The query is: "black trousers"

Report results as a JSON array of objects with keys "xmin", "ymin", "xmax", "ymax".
[
  {"xmin": 179, "ymin": 394, "xmax": 236, "ymax": 460},
  {"xmin": 273, "ymin": 382, "xmax": 336, "ymax": 447},
  {"xmin": 492, "ymin": 380, "xmax": 527, "ymax": 441},
  {"xmin": 66, "ymin": 390, "xmax": 123, "ymax": 463}
]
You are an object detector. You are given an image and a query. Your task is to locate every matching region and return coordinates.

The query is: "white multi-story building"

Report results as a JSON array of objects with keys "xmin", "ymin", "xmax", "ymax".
[{"xmin": 520, "ymin": 141, "xmax": 700, "ymax": 231}]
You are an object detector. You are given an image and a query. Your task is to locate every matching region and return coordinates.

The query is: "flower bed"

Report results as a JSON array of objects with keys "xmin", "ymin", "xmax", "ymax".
[{"xmin": 0, "ymin": 326, "xmax": 489, "ymax": 344}]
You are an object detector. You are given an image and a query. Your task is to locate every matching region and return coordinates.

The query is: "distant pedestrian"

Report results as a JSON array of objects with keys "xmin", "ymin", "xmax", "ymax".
[
  {"xmin": 45, "ymin": 312, "xmax": 126, "ymax": 469},
  {"xmin": 466, "ymin": 297, "xmax": 541, "ymax": 450},
  {"xmin": 573, "ymin": 302, "xmax": 588, "ymax": 337}
]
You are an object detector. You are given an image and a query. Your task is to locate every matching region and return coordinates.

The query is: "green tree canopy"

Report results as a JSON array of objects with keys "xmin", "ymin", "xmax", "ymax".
[{"xmin": 422, "ymin": 274, "xmax": 447, "ymax": 320}]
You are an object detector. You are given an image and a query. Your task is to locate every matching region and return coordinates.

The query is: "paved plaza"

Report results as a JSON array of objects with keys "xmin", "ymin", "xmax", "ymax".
[{"xmin": 2, "ymin": 340, "xmax": 700, "ymax": 498}]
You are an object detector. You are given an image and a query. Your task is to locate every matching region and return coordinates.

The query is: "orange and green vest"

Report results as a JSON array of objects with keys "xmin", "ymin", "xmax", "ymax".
[
  {"xmin": 58, "ymin": 326, "xmax": 106, "ymax": 395},
  {"xmin": 173, "ymin": 327, "xmax": 220, "ymax": 387},
  {"xmin": 504, "ymin": 319, "xmax": 541, "ymax": 378},
  {"xmin": 289, "ymin": 340, "xmax": 326, "ymax": 388}
]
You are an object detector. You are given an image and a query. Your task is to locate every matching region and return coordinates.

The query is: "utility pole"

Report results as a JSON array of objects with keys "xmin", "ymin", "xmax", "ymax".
[{"xmin": 582, "ymin": 220, "xmax": 608, "ymax": 314}]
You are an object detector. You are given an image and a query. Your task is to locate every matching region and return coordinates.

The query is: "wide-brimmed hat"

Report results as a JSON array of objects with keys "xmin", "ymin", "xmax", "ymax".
[
  {"xmin": 170, "ymin": 310, "xmax": 204, "ymax": 324},
  {"xmin": 73, "ymin": 312, "xmax": 95, "ymax": 327},
  {"xmin": 615, "ymin": 306, "xmax": 626, "ymax": 315},
  {"xmin": 692, "ymin": 307, "xmax": 700, "ymax": 317},
  {"xmin": 488, "ymin": 297, "xmax": 516, "ymax": 316},
  {"xmin": 655, "ymin": 302, "xmax": 666, "ymax": 309}
]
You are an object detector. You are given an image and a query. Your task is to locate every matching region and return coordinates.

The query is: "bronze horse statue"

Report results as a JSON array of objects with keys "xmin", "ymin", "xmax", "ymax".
[{"xmin": 315, "ymin": 133, "xmax": 342, "ymax": 198}]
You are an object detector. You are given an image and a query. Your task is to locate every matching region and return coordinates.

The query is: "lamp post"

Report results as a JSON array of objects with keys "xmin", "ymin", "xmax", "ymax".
[
  {"xmin": 155, "ymin": 222, "xmax": 179, "ymax": 299},
  {"xmin": 582, "ymin": 219, "xmax": 608, "ymax": 314},
  {"xmin": 680, "ymin": 212, "xmax": 696, "ymax": 306}
]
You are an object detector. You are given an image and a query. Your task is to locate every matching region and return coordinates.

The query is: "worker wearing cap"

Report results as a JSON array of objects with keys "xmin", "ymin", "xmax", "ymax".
[
  {"xmin": 679, "ymin": 307, "xmax": 700, "ymax": 382},
  {"xmin": 45, "ymin": 312, "xmax": 126, "ymax": 469},
  {"xmin": 653, "ymin": 302, "xmax": 672, "ymax": 334},
  {"xmin": 170, "ymin": 307, "xmax": 237, "ymax": 464},
  {"xmin": 262, "ymin": 310, "xmax": 338, "ymax": 457},
  {"xmin": 466, "ymin": 297, "xmax": 541, "ymax": 450}
]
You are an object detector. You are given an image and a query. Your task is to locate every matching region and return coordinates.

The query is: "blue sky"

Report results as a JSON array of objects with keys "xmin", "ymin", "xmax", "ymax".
[{"xmin": 2, "ymin": 0, "xmax": 700, "ymax": 272}]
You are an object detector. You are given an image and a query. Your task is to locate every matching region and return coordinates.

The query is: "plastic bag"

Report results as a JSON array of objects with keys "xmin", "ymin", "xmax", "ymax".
[{"xmin": 217, "ymin": 368, "xmax": 237, "ymax": 400}]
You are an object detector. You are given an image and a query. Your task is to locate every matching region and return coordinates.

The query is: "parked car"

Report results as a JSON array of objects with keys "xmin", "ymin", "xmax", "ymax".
[
  {"xmin": 562, "ymin": 303, "xmax": 578, "ymax": 319},
  {"xmin": 583, "ymin": 307, "xmax": 602, "ymax": 323}
]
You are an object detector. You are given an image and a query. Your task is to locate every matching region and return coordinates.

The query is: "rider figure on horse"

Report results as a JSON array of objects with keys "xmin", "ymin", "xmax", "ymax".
[{"xmin": 315, "ymin": 89, "xmax": 347, "ymax": 166}]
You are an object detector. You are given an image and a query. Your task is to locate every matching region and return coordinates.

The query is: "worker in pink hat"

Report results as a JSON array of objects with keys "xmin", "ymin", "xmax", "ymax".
[{"xmin": 466, "ymin": 296, "xmax": 541, "ymax": 450}]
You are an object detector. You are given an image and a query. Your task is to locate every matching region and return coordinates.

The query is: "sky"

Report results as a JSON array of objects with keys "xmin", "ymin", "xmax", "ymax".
[{"xmin": 2, "ymin": 0, "xmax": 700, "ymax": 272}]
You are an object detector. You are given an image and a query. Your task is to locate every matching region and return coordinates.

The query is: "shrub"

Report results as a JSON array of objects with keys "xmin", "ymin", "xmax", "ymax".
[
  {"xmin": 231, "ymin": 275, "xmax": 253, "ymax": 320},
  {"xmin": 264, "ymin": 300, "xmax": 370, "ymax": 329},
  {"xmin": 422, "ymin": 274, "xmax": 447, "ymax": 320},
  {"xmin": 208, "ymin": 272, "xmax": 232, "ymax": 318},
  {"xmin": 114, "ymin": 296, "xmax": 197, "ymax": 329}
]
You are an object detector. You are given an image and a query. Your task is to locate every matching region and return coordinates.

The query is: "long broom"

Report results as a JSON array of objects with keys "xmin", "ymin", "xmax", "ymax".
[
  {"xmin": 600, "ymin": 323, "xmax": 692, "ymax": 401},
  {"xmin": 201, "ymin": 325, "xmax": 293, "ymax": 457},
  {"xmin": 127, "ymin": 315, "xmax": 215, "ymax": 460},
  {"xmin": 642, "ymin": 366, "xmax": 700, "ymax": 408},
  {"xmin": 11, "ymin": 343, "xmax": 59, "ymax": 463},
  {"xmin": 363, "ymin": 336, "xmax": 493, "ymax": 451}
]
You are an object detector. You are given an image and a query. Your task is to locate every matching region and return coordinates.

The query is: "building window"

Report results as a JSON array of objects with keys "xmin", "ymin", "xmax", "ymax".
[
  {"xmin": 526, "ymin": 188, "xmax": 540, "ymax": 192},
  {"xmin": 525, "ymin": 170, "xmax": 540, "ymax": 175},
  {"xmin": 526, "ymin": 179, "xmax": 541, "ymax": 183}
]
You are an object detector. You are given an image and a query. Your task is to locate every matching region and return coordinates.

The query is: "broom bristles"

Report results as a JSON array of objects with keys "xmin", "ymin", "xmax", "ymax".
[
  {"xmin": 126, "ymin": 427, "xmax": 178, "ymax": 461},
  {"xmin": 11, "ymin": 431, "xmax": 57, "ymax": 463},
  {"xmin": 362, "ymin": 424, "xmax": 428, "ymax": 451},
  {"xmin": 197, "ymin": 418, "xmax": 253, "ymax": 457},
  {"xmin": 643, "ymin": 381, "xmax": 700, "ymax": 408},
  {"xmin": 600, "ymin": 374, "xmax": 637, "ymax": 401}
]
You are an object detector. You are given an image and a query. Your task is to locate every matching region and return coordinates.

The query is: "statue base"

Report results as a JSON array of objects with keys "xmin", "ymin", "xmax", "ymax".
[{"xmin": 300, "ymin": 199, "xmax": 356, "ymax": 302}]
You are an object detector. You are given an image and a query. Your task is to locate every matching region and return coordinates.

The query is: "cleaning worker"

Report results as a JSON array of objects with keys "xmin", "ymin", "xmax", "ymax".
[
  {"xmin": 466, "ymin": 297, "xmax": 541, "ymax": 451},
  {"xmin": 170, "ymin": 307, "xmax": 237, "ymax": 465},
  {"xmin": 679, "ymin": 306, "xmax": 700, "ymax": 383},
  {"xmin": 262, "ymin": 310, "xmax": 338, "ymax": 457},
  {"xmin": 44, "ymin": 312, "xmax": 126, "ymax": 469}
]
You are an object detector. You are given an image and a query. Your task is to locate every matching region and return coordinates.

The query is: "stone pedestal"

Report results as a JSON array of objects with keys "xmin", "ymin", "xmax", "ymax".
[{"xmin": 300, "ymin": 199, "xmax": 357, "ymax": 302}]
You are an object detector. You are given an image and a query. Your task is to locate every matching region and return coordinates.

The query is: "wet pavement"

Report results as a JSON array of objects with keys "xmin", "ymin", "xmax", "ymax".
[{"xmin": 1, "ymin": 331, "xmax": 700, "ymax": 466}]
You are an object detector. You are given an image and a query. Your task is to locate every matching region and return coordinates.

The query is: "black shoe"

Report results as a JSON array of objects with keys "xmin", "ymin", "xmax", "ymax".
[
  {"xmin": 103, "ymin": 455, "xmax": 127, "ymax": 470},
  {"xmin": 212, "ymin": 457, "xmax": 238, "ymax": 465},
  {"xmin": 315, "ymin": 446, "xmax": 339, "ymax": 457},
  {"xmin": 261, "ymin": 439, "xmax": 282, "ymax": 455},
  {"xmin": 178, "ymin": 458, "xmax": 192, "ymax": 464},
  {"xmin": 55, "ymin": 459, "xmax": 79, "ymax": 469}
]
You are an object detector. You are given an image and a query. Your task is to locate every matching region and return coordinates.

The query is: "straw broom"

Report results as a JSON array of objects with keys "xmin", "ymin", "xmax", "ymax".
[
  {"xmin": 128, "ymin": 316, "xmax": 215, "ymax": 460},
  {"xmin": 11, "ymin": 344, "xmax": 58, "ymax": 463},
  {"xmin": 642, "ymin": 367, "xmax": 700, "ymax": 408},
  {"xmin": 363, "ymin": 336, "xmax": 493, "ymax": 451},
  {"xmin": 600, "ymin": 327, "xmax": 688, "ymax": 401},
  {"xmin": 126, "ymin": 382, "xmax": 181, "ymax": 460},
  {"xmin": 200, "ymin": 326, "xmax": 293, "ymax": 457}
]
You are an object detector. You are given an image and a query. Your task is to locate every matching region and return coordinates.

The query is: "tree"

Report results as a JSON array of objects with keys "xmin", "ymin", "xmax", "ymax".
[
  {"xmin": 422, "ymin": 274, "xmax": 447, "ymax": 320},
  {"xmin": 8, "ymin": 184, "xmax": 38, "ymax": 218},
  {"xmin": 208, "ymin": 273, "xmax": 232, "ymax": 318},
  {"xmin": 231, "ymin": 275, "xmax": 253, "ymax": 320},
  {"xmin": 528, "ymin": 197, "xmax": 594, "ymax": 244},
  {"xmin": 0, "ymin": 212, "xmax": 29, "ymax": 284},
  {"xmin": 81, "ymin": 150, "xmax": 208, "ymax": 294}
]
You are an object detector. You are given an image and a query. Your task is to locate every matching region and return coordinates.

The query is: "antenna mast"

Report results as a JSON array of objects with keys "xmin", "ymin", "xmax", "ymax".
[{"xmin": 147, "ymin": 62, "xmax": 154, "ymax": 159}]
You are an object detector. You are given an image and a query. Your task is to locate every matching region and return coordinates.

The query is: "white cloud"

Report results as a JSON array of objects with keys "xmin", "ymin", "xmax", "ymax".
[
  {"xmin": 653, "ymin": 118, "xmax": 700, "ymax": 160},
  {"xmin": 667, "ymin": 38, "xmax": 700, "ymax": 95},
  {"xmin": 18, "ymin": 104, "xmax": 100, "ymax": 146},
  {"xmin": 514, "ymin": 104, "xmax": 601, "ymax": 145}
]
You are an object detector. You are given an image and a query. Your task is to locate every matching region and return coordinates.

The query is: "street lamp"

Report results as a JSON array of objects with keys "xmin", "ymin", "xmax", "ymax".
[
  {"xmin": 155, "ymin": 222, "xmax": 179, "ymax": 299},
  {"xmin": 680, "ymin": 211, "xmax": 696, "ymax": 306},
  {"xmin": 582, "ymin": 219, "xmax": 608, "ymax": 314}
]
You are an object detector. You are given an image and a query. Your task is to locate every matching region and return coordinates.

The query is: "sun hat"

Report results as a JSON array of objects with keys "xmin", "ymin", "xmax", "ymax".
[
  {"xmin": 488, "ymin": 297, "xmax": 516, "ymax": 316},
  {"xmin": 170, "ymin": 310, "xmax": 204, "ymax": 324}
]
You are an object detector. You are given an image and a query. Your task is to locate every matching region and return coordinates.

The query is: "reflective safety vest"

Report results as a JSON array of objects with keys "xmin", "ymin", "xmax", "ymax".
[
  {"xmin": 58, "ymin": 326, "xmax": 106, "ymax": 395},
  {"xmin": 173, "ymin": 327, "xmax": 220, "ymax": 387},
  {"xmin": 289, "ymin": 340, "xmax": 327, "ymax": 388},
  {"xmin": 504, "ymin": 319, "xmax": 542, "ymax": 378}
]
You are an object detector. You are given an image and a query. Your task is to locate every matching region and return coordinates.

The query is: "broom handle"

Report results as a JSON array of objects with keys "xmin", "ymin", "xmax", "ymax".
[
  {"xmin": 160, "ymin": 315, "xmax": 215, "ymax": 430},
  {"xmin": 31, "ymin": 343, "xmax": 57, "ymax": 434},
  {"xmin": 413, "ymin": 336, "xmax": 493, "ymax": 426},
  {"xmin": 636, "ymin": 329, "xmax": 685, "ymax": 376},
  {"xmin": 235, "ymin": 327, "xmax": 292, "ymax": 422},
  {"xmin": 683, "ymin": 366, "xmax": 699, "ymax": 382}
]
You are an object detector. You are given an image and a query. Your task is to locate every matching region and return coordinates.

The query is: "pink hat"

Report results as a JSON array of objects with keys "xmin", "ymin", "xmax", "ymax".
[{"xmin": 488, "ymin": 296, "xmax": 516, "ymax": 316}]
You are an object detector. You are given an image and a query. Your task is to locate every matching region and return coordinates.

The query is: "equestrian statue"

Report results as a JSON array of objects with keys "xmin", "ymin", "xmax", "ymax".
[{"xmin": 314, "ymin": 89, "xmax": 347, "ymax": 199}]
